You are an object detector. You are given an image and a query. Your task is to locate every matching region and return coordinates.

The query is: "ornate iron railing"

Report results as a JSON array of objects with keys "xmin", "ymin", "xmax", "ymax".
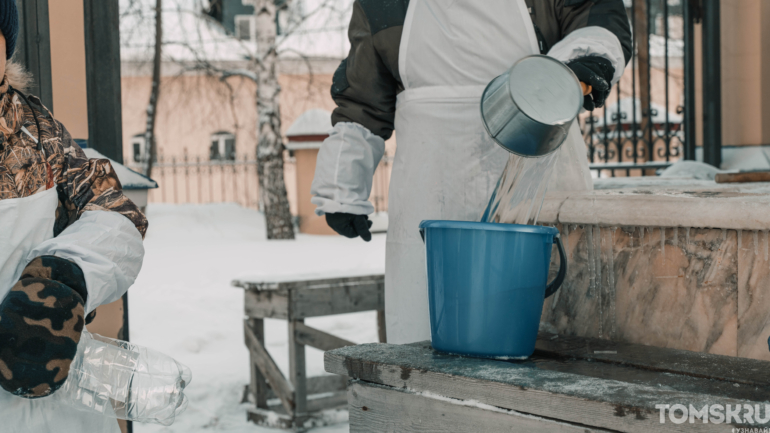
[
  {"xmin": 584, "ymin": 0, "xmax": 695, "ymax": 177},
  {"xmin": 128, "ymin": 151, "xmax": 393, "ymax": 214}
]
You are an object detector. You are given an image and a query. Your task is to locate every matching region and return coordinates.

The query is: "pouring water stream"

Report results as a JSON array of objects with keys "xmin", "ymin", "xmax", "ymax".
[{"xmin": 480, "ymin": 152, "xmax": 558, "ymax": 225}]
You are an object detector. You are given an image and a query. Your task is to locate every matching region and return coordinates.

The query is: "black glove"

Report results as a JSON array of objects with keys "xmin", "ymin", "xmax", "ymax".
[
  {"xmin": 566, "ymin": 56, "xmax": 615, "ymax": 111},
  {"xmin": 326, "ymin": 213, "xmax": 373, "ymax": 242},
  {"xmin": 0, "ymin": 256, "xmax": 89, "ymax": 398}
]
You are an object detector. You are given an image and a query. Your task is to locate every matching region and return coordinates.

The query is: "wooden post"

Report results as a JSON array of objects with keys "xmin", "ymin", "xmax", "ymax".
[
  {"xmin": 82, "ymin": 0, "xmax": 123, "ymax": 162},
  {"xmin": 288, "ymin": 319, "xmax": 307, "ymax": 416},
  {"xmin": 244, "ymin": 321, "xmax": 295, "ymax": 415},
  {"xmin": 294, "ymin": 322, "xmax": 356, "ymax": 351},
  {"xmin": 14, "ymin": 0, "xmax": 53, "ymax": 108},
  {"xmin": 377, "ymin": 310, "xmax": 387, "ymax": 343},
  {"xmin": 634, "ymin": 0, "xmax": 653, "ymax": 171},
  {"xmin": 247, "ymin": 318, "xmax": 268, "ymax": 409},
  {"xmin": 701, "ymin": 0, "xmax": 722, "ymax": 168}
]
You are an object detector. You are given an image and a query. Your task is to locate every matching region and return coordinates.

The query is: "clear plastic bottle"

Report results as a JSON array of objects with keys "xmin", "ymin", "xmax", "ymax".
[{"xmin": 56, "ymin": 330, "xmax": 192, "ymax": 426}]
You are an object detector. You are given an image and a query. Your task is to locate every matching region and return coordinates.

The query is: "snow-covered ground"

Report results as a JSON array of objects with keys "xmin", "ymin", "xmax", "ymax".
[{"xmin": 129, "ymin": 204, "xmax": 386, "ymax": 432}]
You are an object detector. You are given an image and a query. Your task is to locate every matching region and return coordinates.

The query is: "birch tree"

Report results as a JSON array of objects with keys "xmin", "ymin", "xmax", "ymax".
[
  {"xmin": 143, "ymin": 0, "xmax": 163, "ymax": 178},
  {"xmin": 253, "ymin": 0, "xmax": 295, "ymax": 240},
  {"xmin": 121, "ymin": 0, "xmax": 344, "ymax": 240},
  {"xmin": 218, "ymin": 0, "xmax": 337, "ymax": 239}
]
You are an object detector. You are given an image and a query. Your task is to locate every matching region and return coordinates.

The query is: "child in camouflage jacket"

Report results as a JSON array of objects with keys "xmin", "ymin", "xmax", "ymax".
[{"xmin": 0, "ymin": 14, "xmax": 146, "ymax": 399}]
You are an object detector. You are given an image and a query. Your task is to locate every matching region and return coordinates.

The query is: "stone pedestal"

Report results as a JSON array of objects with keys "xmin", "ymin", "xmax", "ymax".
[{"xmin": 534, "ymin": 178, "xmax": 770, "ymax": 360}]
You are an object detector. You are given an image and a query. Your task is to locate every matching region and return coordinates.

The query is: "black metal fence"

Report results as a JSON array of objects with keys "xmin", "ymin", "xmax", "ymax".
[
  {"xmin": 584, "ymin": 0, "xmax": 700, "ymax": 177},
  {"xmin": 129, "ymin": 150, "xmax": 393, "ymax": 213}
]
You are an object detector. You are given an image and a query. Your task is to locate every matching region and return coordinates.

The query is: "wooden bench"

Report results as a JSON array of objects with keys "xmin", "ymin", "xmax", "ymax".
[
  {"xmin": 232, "ymin": 274, "xmax": 386, "ymax": 430},
  {"xmin": 325, "ymin": 332, "xmax": 770, "ymax": 432}
]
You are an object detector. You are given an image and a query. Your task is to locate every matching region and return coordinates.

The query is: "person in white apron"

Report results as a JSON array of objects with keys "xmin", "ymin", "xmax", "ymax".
[
  {"xmin": 0, "ymin": 8, "xmax": 146, "ymax": 431},
  {"xmin": 312, "ymin": 0, "xmax": 631, "ymax": 344}
]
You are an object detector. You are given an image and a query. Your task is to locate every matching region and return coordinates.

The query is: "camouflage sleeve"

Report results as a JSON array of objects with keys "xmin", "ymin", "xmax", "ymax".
[{"xmin": 57, "ymin": 122, "xmax": 148, "ymax": 238}]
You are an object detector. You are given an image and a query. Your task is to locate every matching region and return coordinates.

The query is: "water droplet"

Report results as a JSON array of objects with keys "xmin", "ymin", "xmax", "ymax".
[
  {"xmin": 686, "ymin": 227, "xmax": 690, "ymax": 246},
  {"xmin": 738, "ymin": 229, "xmax": 742, "ymax": 251},
  {"xmin": 673, "ymin": 227, "xmax": 678, "ymax": 247}
]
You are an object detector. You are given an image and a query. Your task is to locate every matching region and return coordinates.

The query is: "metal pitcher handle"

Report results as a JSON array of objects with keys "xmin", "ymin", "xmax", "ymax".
[{"xmin": 545, "ymin": 234, "xmax": 568, "ymax": 298}]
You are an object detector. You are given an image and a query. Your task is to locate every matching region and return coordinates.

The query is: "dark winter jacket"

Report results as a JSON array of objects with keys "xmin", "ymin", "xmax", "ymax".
[{"xmin": 331, "ymin": 0, "xmax": 632, "ymax": 140}]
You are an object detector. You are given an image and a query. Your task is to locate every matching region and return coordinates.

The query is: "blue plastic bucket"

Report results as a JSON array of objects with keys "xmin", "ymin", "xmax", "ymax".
[{"xmin": 419, "ymin": 220, "xmax": 567, "ymax": 359}]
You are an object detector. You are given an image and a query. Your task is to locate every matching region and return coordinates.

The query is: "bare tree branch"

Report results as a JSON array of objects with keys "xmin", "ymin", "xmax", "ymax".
[{"xmin": 220, "ymin": 69, "xmax": 258, "ymax": 82}]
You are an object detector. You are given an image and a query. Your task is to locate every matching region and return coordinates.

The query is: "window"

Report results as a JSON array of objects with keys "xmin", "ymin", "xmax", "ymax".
[
  {"xmin": 132, "ymin": 134, "xmax": 145, "ymax": 163},
  {"xmin": 210, "ymin": 132, "xmax": 237, "ymax": 161},
  {"xmin": 235, "ymin": 15, "xmax": 254, "ymax": 41},
  {"xmin": 276, "ymin": 1, "xmax": 297, "ymax": 36}
]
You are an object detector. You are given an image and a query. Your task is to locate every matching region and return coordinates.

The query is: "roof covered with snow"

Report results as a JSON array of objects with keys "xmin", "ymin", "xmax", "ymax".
[
  {"xmin": 286, "ymin": 108, "xmax": 333, "ymax": 137},
  {"xmin": 83, "ymin": 148, "xmax": 159, "ymax": 190},
  {"xmin": 120, "ymin": 0, "xmax": 352, "ymax": 64}
]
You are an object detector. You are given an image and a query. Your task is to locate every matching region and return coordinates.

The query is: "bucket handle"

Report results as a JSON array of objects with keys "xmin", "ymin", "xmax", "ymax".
[{"xmin": 545, "ymin": 234, "xmax": 568, "ymax": 298}]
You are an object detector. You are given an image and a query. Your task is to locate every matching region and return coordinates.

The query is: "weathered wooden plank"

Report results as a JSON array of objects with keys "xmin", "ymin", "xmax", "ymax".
[
  {"xmin": 294, "ymin": 322, "xmax": 356, "ymax": 352},
  {"xmin": 376, "ymin": 309, "xmax": 387, "ymax": 343},
  {"xmin": 244, "ymin": 321, "xmax": 295, "ymax": 415},
  {"xmin": 247, "ymin": 318, "xmax": 268, "ymax": 409},
  {"xmin": 264, "ymin": 375, "xmax": 348, "ymax": 400},
  {"xmin": 281, "ymin": 275, "xmax": 383, "ymax": 291},
  {"xmin": 307, "ymin": 392, "xmax": 348, "ymax": 412},
  {"xmin": 248, "ymin": 398, "xmax": 345, "ymax": 431},
  {"xmin": 535, "ymin": 332, "xmax": 770, "ymax": 387},
  {"xmin": 348, "ymin": 381, "xmax": 616, "ymax": 433},
  {"xmin": 244, "ymin": 290, "xmax": 288, "ymax": 319},
  {"xmin": 325, "ymin": 343, "xmax": 760, "ymax": 432},
  {"xmin": 289, "ymin": 320, "xmax": 307, "ymax": 415},
  {"xmin": 247, "ymin": 408, "xmax": 296, "ymax": 430},
  {"xmin": 523, "ymin": 352, "xmax": 769, "ymax": 402},
  {"xmin": 308, "ymin": 375, "xmax": 347, "ymax": 395},
  {"xmin": 290, "ymin": 282, "xmax": 384, "ymax": 319},
  {"xmin": 268, "ymin": 392, "xmax": 348, "ymax": 414},
  {"xmin": 233, "ymin": 274, "xmax": 384, "ymax": 293}
]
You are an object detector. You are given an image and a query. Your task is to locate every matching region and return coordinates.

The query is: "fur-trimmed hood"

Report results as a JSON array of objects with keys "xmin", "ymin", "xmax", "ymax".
[{"xmin": 3, "ymin": 60, "xmax": 32, "ymax": 94}]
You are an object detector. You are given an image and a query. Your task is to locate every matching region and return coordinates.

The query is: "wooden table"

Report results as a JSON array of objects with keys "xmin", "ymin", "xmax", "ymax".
[
  {"xmin": 325, "ymin": 333, "xmax": 770, "ymax": 432},
  {"xmin": 232, "ymin": 274, "xmax": 386, "ymax": 430}
]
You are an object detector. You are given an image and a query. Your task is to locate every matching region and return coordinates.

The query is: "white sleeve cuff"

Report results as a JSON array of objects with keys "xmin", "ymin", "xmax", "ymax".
[
  {"xmin": 547, "ymin": 26, "xmax": 627, "ymax": 84},
  {"xmin": 27, "ymin": 211, "xmax": 145, "ymax": 313},
  {"xmin": 311, "ymin": 122, "xmax": 386, "ymax": 216}
]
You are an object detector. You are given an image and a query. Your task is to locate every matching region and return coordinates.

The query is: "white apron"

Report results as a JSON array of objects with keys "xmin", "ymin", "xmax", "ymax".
[
  {"xmin": 385, "ymin": 0, "xmax": 592, "ymax": 344},
  {"xmin": 0, "ymin": 182, "xmax": 119, "ymax": 432}
]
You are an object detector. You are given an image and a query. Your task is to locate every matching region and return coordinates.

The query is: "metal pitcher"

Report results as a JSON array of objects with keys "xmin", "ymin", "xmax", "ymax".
[{"xmin": 481, "ymin": 55, "xmax": 583, "ymax": 158}]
